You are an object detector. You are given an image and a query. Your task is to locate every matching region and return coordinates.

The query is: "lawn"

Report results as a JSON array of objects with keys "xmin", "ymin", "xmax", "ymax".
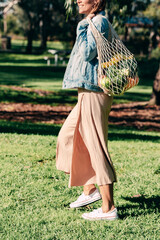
[
  {"xmin": 0, "ymin": 39, "xmax": 71, "ymax": 52},
  {"xmin": 0, "ymin": 65, "xmax": 64, "ymax": 91},
  {"xmin": 0, "ymin": 52, "xmax": 158, "ymax": 106},
  {"xmin": 0, "ymin": 52, "xmax": 159, "ymax": 239},
  {"xmin": 0, "ymin": 121, "xmax": 159, "ymax": 239},
  {"xmin": 0, "ymin": 62, "xmax": 155, "ymax": 105}
]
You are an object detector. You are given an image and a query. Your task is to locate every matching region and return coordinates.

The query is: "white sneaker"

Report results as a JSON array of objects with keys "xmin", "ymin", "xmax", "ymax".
[
  {"xmin": 70, "ymin": 189, "xmax": 101, "ymax": 208},
  {"xmin": 82, "ymin": 207, "xmax": 119, "ymax": 221}
]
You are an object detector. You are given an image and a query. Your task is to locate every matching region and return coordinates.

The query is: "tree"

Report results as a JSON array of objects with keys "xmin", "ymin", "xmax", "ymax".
[
  {"xmin": 17, "ymin": 0, "xmax": 56, "ymax": 52},
  {"xmin": 143, "ymin": 0, "xmax": 160, "ymax": 105},
  {"xmin": 149, "ymin": 66, "xmax": 160, "ymax": 105},
  {"xmin": 0, "ymin": 0, "xmax": 19, "ymax": 34},
  {"xmin": 17, "ymin": 0, "xmax": 40, "ymax": 53},
  {"xmin": 64, "ymin": 0, "xmax": 151, "ymax": 28},
  {"xmin": 17, "ymin": 0, "xmax": 73, "ymax": 52},
  {"xmin": 143, "ymin": 0, "xmax": 160, "ymax": 22},
  {"xmin": 6, "ymin": 7, "xmax": 28, "ymax": 36}
]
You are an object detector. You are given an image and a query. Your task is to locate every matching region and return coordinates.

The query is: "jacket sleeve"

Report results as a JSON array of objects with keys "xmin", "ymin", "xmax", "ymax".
[{"xmin": 76, "ymin": 16, "xmax": 109, "ymax": 62}]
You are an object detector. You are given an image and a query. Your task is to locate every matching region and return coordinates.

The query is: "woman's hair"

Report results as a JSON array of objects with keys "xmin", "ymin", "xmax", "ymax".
[{"xmin": 91, "ymin": 0, "xmax": 106, "ymax": 15}]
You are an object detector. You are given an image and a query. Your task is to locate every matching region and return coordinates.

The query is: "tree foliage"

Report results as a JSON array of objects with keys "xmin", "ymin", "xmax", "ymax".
[
  {"xmin": 16, "ymin": 0, "xmax": 72, "ymax": 52},
  {"xmin": 64, "ymin": 0, "xmax": 152, "ymax": 33},
  {"xmin": 6, "ymin": 6, "xmax": 28, "ymax": 36},
  {"xmin": 65, "ymin": 0, "xmax": 151, "ymax": 22},
  {"xmin": 143, "ymin": 0, "xmax": 160, "ymax": 22}
]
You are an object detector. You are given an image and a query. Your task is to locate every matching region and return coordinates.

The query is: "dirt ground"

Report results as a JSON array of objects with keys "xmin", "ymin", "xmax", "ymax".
[{"xmin": 0, "ymin": 101, "xmax": 160, "ymax": 132}]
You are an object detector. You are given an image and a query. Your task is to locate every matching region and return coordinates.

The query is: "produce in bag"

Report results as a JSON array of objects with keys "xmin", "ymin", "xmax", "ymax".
[{"xmin": 87, "ymin": 18, "xmax": 139, "ymax": 96}]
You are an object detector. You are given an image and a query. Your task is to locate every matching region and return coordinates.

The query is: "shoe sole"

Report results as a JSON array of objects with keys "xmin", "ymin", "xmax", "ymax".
[
  {"xmin": 82, "ymin": 215, "xmax": 119, "ymax": 221},
  {"xmin": 70, "ymin": 195, "xmax": 102, "ymax": 208}
]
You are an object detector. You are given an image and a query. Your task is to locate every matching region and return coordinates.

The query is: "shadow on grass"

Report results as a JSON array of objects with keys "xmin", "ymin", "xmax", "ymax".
[
  {"xmin": 0, "ymin": 85, "xmax": 151, "ymax": 105},
  {"xmin": 114, "ymin": 91, "xmax": 151, "ymax": 103},
  {"xmin": 108, "ymin": 125, "xmax": 160, "ymax": 142},
  {"xmin": 0, "ymin": 58, "xmax": 47, "ymax": 65},
  {"xmin": 1, "ymin": 86, "xmax": 150, "ymax": 105},
  {"xmin": 0, "ymin": 65, "xmax": 66, "ymax": 72},
  {"xmin": 118, "ymin": 195, "xmax": 160, "ymax": 219},
  {"xmin": 0, "ymin": 120, "xmax": 159, "ymax": 143},
  {"xmin": 0, "ymin": 88, "xmax": 77, "ymax": 105},
  {"xmin": 0, "ymin": 64, "xmax": 154, "ymax": 104},
  {"xmin": 108, "ymin": 132, "xmax": 160, "ymax": 142},
  {"xmin": 0, "ymin": 120, "xmax": 61, "ymax": 136},
  {"xmin": 0, "ymin": 65, "xmax": 65, "ymax": 86}
]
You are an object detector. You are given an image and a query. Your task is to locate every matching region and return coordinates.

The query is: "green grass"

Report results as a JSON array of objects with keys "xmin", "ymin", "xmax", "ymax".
[
  {"xmin": 0, "ymin": 83, "xmax": 151, "ymax": 106},
  {"xmin": 0, "ymin": 63, "xmax": 154, "ymax": 105},
  {"xmin": 10, "ymin": 39, "xmax": 71, "ymax": 51},
  {"xmin": 0, "ymin": 53, "xmax": 70, "ymax": 67},
  {"xmin": 0, "ymin": 121, "xmax": 159, "ymax": 239},
  {"xmin": 0, "ymin": 39, "xmax": 71, "ymax": 52},
  {"xmin": 0, "ymin": 65, "xmax": 64, "ymax": 91},
  {"xmin": 0, "ymin": 53, "xmax": 51, "ymax": 66},
  {"xmin": 0, "ymin": 52, "xmax": 157, "ymax": 105},
  {"xmin": 0, "ymin": 45, "xmax": 159, "ymax": 239},
  {"xmin": 0, "ymin": 86, "xmax": 77, "ymax": 106}
]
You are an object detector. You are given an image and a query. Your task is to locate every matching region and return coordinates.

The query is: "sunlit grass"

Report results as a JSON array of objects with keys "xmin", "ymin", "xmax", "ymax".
[
  {"xmin": 0, "ymin": 48, "xmax": 159, "ymax": 239},
  {"xmin": 0, "ymin": 39, "xmax": 71, "ymax": 51},
  {"xmin": 0, "ymin": 65, "xmax": 64, "ymax": 91},
  {"xmin": 0, "ymin": 52, "xmax": 155, "ymax": 104},
  {"xmin": 0, "ymin": 53, "xmax": 68, "ymax": 66},
  {"xmin": 0, "ymin": 121, "xmax": 159, "ymax": 239}
]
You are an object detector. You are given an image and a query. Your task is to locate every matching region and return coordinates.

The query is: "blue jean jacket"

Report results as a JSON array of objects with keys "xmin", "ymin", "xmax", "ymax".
[{"xmin": 62, "ymin": 11, "xmax": 109, "ymax": 92}]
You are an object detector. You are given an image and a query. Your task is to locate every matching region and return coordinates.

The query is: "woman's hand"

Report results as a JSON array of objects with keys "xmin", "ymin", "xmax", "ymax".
[{"xmin": 87, "ymin": 13, "xmax": 95, "ymax": 19}]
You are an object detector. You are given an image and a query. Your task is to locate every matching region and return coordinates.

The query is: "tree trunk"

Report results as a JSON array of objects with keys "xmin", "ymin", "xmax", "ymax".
[
  {"xmin": 26, "ymin": 27, "xmax": 34, "ymax": 53},
  {"xmin": 40, "ymin": 11, "xmax": 48, "ymax": 51},
  {"xmin": 149, "ymin": 65, "xmax": 160, "ymax": 105},
  {"xmin": 25, "ymin": 12, "xmax": 35, "ymax": 54},
  {"xmin": 40, "ymin": 27, "xmax": 47, "ymax": 50}
]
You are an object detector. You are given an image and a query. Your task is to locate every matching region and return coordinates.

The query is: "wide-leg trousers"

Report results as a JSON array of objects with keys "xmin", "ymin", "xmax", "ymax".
[{"xmin": 56, "ymin": 88, "xmax": 117, "ymax": 187}]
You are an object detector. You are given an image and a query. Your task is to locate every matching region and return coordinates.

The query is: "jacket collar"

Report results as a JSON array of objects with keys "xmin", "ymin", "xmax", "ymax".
[{"xmin": 98, "ymin": 10, "xmax": 105, "ymax": 16}]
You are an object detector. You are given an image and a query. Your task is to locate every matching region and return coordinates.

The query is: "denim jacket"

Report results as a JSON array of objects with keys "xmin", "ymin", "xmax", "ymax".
[{"xmin": 62, "ymin": 11, "xmax": 109, "ymax": 92}]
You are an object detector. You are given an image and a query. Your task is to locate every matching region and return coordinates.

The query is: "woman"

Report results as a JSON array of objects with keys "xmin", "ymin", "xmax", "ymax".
[{"xmin": 56, "ymin": 0, "xmax": 118, "ymax": 221}]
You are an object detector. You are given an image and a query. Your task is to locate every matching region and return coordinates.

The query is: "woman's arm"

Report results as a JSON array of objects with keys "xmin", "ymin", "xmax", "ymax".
[{"xmin": 76, "ymin": 16, "xmax": 109, "ymax": 62}]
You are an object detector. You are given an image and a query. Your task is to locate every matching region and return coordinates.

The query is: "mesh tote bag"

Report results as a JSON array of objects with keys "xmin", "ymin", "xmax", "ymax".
[{"xmin": 87, "ymin": 17, "xmax": 139, "ymax": 96}]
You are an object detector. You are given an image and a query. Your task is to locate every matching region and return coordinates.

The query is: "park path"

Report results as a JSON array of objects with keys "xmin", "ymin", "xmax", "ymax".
[{"xmin": 0, "ymin": 102, "xmax": 160, "ymax": 132}]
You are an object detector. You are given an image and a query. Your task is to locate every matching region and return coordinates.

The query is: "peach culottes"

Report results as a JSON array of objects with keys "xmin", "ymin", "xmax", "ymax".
[{"xmin": 56, "ymin": 88, "xmax": 117, "ymax": 187}]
